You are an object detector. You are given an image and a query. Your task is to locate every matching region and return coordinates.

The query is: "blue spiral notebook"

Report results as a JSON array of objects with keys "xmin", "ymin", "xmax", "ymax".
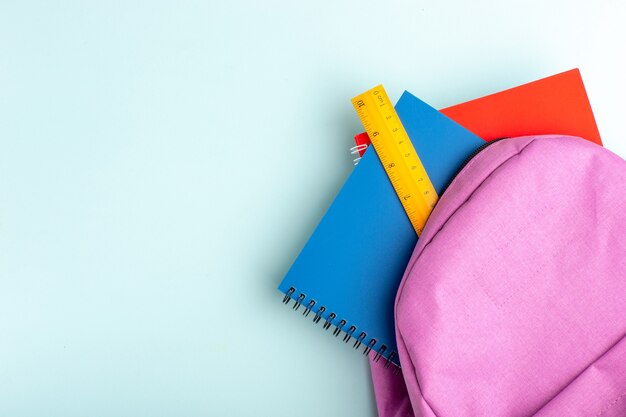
[{"xmin": 278, "ymin": 91, "xmax": 483, "ymax": 366}]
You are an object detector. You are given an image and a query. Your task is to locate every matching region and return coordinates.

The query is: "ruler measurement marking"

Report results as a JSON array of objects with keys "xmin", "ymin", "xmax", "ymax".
[{"xmin": 352, "ymin": 85, "xmax": 438, "ymax": 235}]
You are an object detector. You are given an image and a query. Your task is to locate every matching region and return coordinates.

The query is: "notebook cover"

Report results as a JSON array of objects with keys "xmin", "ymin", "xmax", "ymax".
[
  {"xmin": 278, "ymin": 92, "xmax": 483, "ymax": 365},
  {"xmin": 354, "ymin": 69, "xmax": 601, "ymax": 156}
]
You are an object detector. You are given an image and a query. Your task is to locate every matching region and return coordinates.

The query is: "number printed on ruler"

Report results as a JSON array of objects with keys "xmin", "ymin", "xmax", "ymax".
[{"xmin": 352, "ymin": 85, "xmax": 438, "ymax": 236}]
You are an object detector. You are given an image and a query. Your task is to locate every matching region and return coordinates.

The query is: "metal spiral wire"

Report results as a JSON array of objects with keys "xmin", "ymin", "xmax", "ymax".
[{"xmin": 281, "ymin": 286, "xmax": 401, "ymax": 370}]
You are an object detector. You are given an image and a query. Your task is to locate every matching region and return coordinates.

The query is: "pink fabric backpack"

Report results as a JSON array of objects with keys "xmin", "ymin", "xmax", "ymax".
[{"xmin": 372, "ymin": 135, "xmax": 626, "ymax": 417}]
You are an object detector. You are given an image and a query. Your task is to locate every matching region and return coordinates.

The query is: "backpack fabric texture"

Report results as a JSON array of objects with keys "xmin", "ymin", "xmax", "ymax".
[{"xmin": 373, "ymin": 135, "xmax": 626, "ymax": 417}]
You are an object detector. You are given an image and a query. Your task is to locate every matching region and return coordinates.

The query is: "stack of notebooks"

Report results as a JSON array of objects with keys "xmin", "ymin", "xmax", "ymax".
[{"xmin": 278, "ymin": 69, "xmax": 602, "ymax": 368}]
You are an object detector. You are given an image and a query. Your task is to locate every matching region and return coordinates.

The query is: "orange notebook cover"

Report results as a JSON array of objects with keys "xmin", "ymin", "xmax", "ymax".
[{"xmin": 354, "ymin": 69, "xmax": 601, "ymax": 156}]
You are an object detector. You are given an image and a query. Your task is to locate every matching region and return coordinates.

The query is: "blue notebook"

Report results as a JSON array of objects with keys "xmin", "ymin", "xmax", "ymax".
[{"xmin": 278, "ymin": 91, "xmax": 483, "ymax": 366}]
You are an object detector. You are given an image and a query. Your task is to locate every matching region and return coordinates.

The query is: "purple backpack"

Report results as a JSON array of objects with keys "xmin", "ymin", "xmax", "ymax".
[{"xmin": 373, "ymin": 135, "xmax": 626, "ymax": 417}]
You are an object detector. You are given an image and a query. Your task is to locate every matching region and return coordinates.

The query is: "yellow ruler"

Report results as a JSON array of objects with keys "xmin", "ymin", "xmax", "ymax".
[{"xmin": 351, "ymin": 85, "xmax": 438, "ymax": 236}]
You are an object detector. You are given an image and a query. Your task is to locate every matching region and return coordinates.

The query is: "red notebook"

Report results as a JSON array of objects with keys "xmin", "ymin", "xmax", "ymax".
[{"xmin": 354, "ymin": 69, "xmax": 601, "ymax": 156}]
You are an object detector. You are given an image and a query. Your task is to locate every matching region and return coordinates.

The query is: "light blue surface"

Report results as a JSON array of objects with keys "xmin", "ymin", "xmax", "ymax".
[{"xmin": 1, "ymin": 1, "xmax": 625, "ymax": 416}]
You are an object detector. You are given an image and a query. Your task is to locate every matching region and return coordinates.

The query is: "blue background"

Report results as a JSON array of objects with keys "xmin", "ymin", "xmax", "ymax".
[{"xmin": 1, "ymin": 1, "xmax": 624, "ymax": 416}]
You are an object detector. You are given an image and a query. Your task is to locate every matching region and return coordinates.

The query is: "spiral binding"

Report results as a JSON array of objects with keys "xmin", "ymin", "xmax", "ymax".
[
  {"xmin": 282, "ymin": 286, "xmax": 400, "ymax": 370},
  {"xmin": 350, "ymin": 144, "xmax": 369, "ymax": 165}
]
